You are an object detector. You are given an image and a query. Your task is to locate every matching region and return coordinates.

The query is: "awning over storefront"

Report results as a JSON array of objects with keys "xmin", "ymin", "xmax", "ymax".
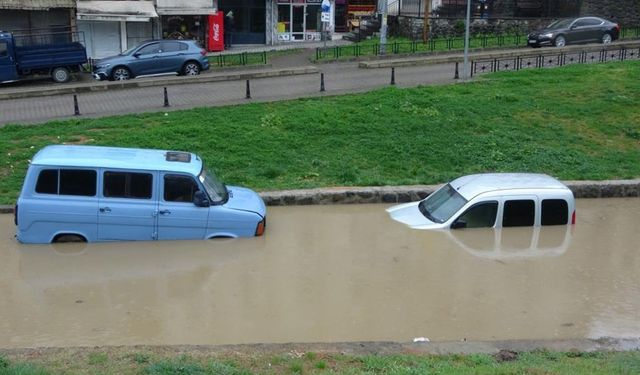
[
  {"xmin": 156, "ymin": 0, "xmax": 216, "ymax": 15},
  {"xmin": 0, "ymin": 0, "xmax": 75, "ymax": 10},
  {"xmin": 76, "ymin": 1, "xmax": 158, "ymax": 22}
]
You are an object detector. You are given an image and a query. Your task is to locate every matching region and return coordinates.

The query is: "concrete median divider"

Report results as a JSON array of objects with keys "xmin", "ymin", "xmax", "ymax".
[
  {"xmin": 0, "ymin": 66, "xmax": 320, "ymax": 100},
  {"xmin": 1, "ymin": 180, "xmax": 638, "ymax": 213}
]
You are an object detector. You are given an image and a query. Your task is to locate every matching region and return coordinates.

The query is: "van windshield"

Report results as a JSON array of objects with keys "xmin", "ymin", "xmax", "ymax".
[
  {"xmin": 418, "ymin": 184, "xmax": 468, "ymax": 223},
  {"xmin": 199, "ymin": 168, "xmax": 228, "ymax": 204}
]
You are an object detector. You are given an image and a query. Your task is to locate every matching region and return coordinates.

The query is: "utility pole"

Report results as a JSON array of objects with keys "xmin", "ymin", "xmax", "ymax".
[
  {"xmin": 462, "ymin": 0, "xmax": 471, "ymax": 80},
  {"xmin": 423, "ymin": 0, "xmax": 432, "ymax": 43},
  {"xmin": 379, "ymin": 0, "xmax": 388, "ymax": 55}
]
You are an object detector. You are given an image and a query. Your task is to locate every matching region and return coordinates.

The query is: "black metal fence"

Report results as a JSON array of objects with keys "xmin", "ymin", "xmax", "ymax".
[
  {"xmin": 471, "ymin": 46, "xmax": 640, "ymax": 77},
  {"xmin": 209, "ymin": 51, "xmax": 268, "ymax": 68}
]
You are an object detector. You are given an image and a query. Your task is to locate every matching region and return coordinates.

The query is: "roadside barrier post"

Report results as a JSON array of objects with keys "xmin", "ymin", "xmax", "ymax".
[
  {"xmin": 320, "ymin": 73, "xmax": 325, "ymax": 92},
  {"xmin": 390, "ymin": 67, "xmax": 395, "ymax": 85},
  {"xmin": 73, "ymin": 95, "xmax": 80, "ymax": 116},
  {"xmin": 246, "ymin": 80, "xmax": 251, "ymax": 99},
  {"xmin": 163, "ymin": 87, "xmax": 170, "ymax": 107},
  {"xmin": 454, "ymin": 62, "xmax": 460, "ymax": 79}
]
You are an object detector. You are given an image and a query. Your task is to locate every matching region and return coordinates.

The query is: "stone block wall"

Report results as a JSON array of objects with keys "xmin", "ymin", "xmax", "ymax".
[{"xmin": 581, "ymin": 0, "xmax": 640, "ymax": 26}]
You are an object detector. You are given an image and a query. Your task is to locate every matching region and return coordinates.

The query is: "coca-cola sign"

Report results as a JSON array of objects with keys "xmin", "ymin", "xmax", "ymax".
[{"xmin": 213, "ymin": 23, "xmax": 220, "ymax": 42}]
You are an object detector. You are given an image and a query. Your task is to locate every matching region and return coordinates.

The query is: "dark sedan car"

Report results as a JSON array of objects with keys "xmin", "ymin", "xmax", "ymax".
[
  {"xmin": 93, "ymin": 40, "xmax": 210, "ymax": 81},
  {"xmin": 527, "ymin": 17, "xmax": 620, "ymax": 48}
]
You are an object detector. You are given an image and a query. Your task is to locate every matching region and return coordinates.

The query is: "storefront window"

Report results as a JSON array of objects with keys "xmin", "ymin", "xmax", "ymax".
[
  {"xmin": 162, "ymin": 15, "xmax": 206, "ymax": 45},
  {"xmin": 277, "ymin": 0, "xmax": 324, "ymax": 42},
  {"xmin": 277, "ymin": 4, "xmax": 291, "ymax": 33}
]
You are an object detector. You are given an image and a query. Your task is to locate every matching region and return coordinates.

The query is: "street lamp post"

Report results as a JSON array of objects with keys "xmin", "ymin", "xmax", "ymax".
[{"xmin": 463, "ymin": 0, "xmax": 472, "ymax": 79}]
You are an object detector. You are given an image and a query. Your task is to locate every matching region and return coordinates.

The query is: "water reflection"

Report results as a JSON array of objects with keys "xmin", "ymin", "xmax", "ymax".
[
  {"xmin": 449, "ymin": 225, "xmax": 573, "ymax": 260},
  {"xmin": 0, "ymin": 198, "xmax": 639, "ymax": 348}
]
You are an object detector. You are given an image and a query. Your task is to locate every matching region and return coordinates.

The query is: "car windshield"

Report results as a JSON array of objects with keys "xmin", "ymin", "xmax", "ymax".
[
  {"xmin": 120, "ymin": 45, "xmax": 138, "ymax": 55},
  {"xmin": 418, "ymin": 184, "xmax": 468, "ymax": 223},
  {"xmin": 546, "ymin": 19, "xmax": 573, "ymax": 29},
  {"xmin": 199, "ymin": 167, "xmax": 228, "ymax": 204}
]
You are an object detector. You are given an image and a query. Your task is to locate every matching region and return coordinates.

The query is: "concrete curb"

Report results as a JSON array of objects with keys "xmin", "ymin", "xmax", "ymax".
[
  {"xmin": 2, "ymin": 338, "xmax": 639, "ymax": 355},
  {"xmin": 358, "ymin": 40, "xmax": 640, "ymax": 68},
  {"xmin": 0, "ymin": 66, "xmax": 320, "ymax": 100},
  {"xmin": 1, "ymin": 180, "xmax": 638, "ymax": 213}
]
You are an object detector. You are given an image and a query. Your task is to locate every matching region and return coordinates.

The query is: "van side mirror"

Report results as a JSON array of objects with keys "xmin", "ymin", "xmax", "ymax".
[
  {"xmin": 451, "ymin": 220, "xmax": 467, "ymax": 229},
  {"xmin": 193, "ymin": 190, "xmax": 210, "ymax": 207}
]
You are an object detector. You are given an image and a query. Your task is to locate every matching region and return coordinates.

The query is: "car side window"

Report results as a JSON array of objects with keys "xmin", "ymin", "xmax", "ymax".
[
  {"xmin": 104, "ymin": 171, "xmax": 152, "ymax": 199},
  {"xmin": 179, "ymin": 42, "xmax": 189, "ymax": 51},
  {"xmin": 137, "ymin": 43, "xmax": 160, "ymax": 55},
  {"xmin": 585, "ymin": 18, "xmax": 603, "ymax": 26},
  {"xmin": 503, "ymin": 200, "xmax": 535, "ymax": 227},
  {"xmin": 0, "ymin": 42, "xmax": 7, "ymax": 57},
  {"xmin": 453, "ymin": 202, "xmax": 498, "ymax": 229},
  {"xmin": 161, "ymin": 42, "xmax": 181, "ymax": 53},
  {"xmin": 35, "ymin": 169, "xmax": 96, "ymax": 196},
  {"xmin": 573, "ymin": 19, "xmax": 588, "ymax": 27},
  {"xmin": 164, "ymin": 174, "xmax": 198, "ymax": 203},
  {"xmin": 541, "ymin": 199, "xmax": 568, "ymax": 225}
]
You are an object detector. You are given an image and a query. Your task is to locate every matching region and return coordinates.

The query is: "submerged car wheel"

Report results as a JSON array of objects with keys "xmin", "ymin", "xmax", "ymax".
[
  {"xmin": 53, "ymin": 234, "xmax": 86, "ymax": 243},
  {"xmin": 111, "ymin": 66, "xmax": 131, "ymax": 81},
  {"xmin": 554, "ymin": 35, "xmax": 566, "ymax": 47},
  {"xmin": 602, "ymin": 33, "xmax": 612, "ymax": 44},
  {"xmin": 182, "ymin": 61, "xmax": 201, "ymax": 76}
]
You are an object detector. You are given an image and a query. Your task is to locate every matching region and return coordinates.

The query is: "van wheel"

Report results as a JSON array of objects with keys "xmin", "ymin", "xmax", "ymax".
[
  {"xmin": 53, "ymin": 234, "xmax": 86, "ymax": 243},
  {"xmin": 52, "ymin": 67, "xmax": 71, "ymax": 83}
]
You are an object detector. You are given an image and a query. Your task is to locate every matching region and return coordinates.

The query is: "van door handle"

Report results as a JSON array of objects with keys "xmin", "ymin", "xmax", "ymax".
[
  {"xmin": 99, "ymin": 207, "xmax": 111, "ymax": 213},
  {"xmin": 159, "ymin": 209, "xmax": 171, "ymax": 215}
]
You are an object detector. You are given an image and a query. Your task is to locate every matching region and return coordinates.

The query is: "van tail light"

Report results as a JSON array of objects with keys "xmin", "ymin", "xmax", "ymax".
[
  {"xmin": 571, "ymin": 210, "xmax": 576, "ymax": 225},
  {"xmin": 255, "ymin": 218, "xmax": 266, "ymax": 236},
  {"xmin": 14, "ymin": 204, "xmax": 18, "ymax": 226},
  {"xmin": 200, "ymin": 49, "xmax": 207, "ymax": 56}
]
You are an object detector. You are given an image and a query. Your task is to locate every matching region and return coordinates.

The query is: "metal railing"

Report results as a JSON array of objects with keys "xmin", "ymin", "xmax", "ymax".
[
  {"xmin": 316, "ymin": 27, "xmax": 640, "ymax": 61},
  {"xmin": 209, "ymin": 51, "xmax": 268, "ymax": 67},
  {"xmin": 471, "ymin": 46, "xmax": 640, "ymax": 77}
]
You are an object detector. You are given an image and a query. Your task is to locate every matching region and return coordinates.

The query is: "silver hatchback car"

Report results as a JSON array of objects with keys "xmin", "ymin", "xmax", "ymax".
[{"xmin": 93, "ymin": 40, "xmax": 210, "ymax": 81}]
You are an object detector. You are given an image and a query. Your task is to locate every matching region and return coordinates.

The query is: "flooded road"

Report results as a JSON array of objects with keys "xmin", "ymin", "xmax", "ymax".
[{"xmin": 1, "ymin": 198, "xmax": 639, "ymax": 348}]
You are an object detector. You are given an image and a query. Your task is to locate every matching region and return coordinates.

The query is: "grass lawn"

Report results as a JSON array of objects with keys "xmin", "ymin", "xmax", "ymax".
[
  {"xmin": 0, "ymin": 61, "xmax": 639, "ymax": 205},
  {"xmin": 1, "ymin": 348, "xmax": 639, "ymax": 374}
]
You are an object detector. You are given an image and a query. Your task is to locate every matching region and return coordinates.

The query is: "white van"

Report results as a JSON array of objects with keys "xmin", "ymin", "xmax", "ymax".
[
  {"xmin": 15, "ymin": 145, "xmax": 266, "ymax": 243},
  {"xmin": 387, "ymin": 173, "xmax": 575, "ymax": 230}
]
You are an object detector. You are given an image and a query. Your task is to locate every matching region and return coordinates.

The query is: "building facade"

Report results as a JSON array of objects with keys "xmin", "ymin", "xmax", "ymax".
[{"xmin": 0, "ymin": 0, "xmax": 75, "ymax": 34}]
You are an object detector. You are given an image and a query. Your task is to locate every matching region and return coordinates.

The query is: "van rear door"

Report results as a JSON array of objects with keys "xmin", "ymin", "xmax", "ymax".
[{"xmin": 97, "ymin": 170, "xmax": 158, "ymax": 241}]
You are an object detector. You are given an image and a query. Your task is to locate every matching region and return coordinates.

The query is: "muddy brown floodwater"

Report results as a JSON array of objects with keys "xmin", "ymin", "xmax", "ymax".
[{"xmin": 0, "ymin": 198, "xmax": 639, "ymax": 349}]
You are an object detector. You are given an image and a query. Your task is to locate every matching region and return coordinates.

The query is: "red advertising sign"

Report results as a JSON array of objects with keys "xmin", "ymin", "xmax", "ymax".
[{"xmin": 207, "ymin": 13, "xmax": 224, "ymax": 52}]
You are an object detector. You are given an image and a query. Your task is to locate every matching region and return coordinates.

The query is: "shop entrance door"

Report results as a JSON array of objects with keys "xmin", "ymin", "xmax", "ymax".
[{"xmin": 291, "ymin": 5, "xmax": 305, "ymax": 41}]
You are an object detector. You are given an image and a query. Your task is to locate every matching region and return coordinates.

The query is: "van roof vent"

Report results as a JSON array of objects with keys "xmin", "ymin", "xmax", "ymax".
[{"xmin": 165, "ymin": 152, "xmax": 191, "ymax": 163}]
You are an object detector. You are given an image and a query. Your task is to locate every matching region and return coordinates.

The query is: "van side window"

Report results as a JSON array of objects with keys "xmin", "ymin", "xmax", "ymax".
[
  {"xmin": 104, "ymin": 171, "xmax": 152, "ymax": 199},
  {"xmin": 60, "ymin": 169, "xmax": 96, "ymax": 196},
  {"xmin": 164, "ymin": 175, "xmax": 198, "ymax": 202},
  {"xmin": 454, "ymin": 202, "xmax": 498, "ymax": 228},
  {"xmin": 503, "ymin": 200, "xmax": 535, "ymax": 227},
  {"xmin": 35, "ymin": 169, "xmax": 58, "ymax": 194},
  {"xmin": 35, "ymin": 169, "xmax": 96, "ymax": 196},
  {"xmin": 541, "ymin": 199, "xmax": 568, "ymax": 225},
  {"xmin": 0, "ymin": 42, "xmax": 7, "ymax": 57}
]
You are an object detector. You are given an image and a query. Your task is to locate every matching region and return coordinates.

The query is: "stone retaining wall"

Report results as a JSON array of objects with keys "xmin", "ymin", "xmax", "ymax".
[{"xmin": 1, "ymin": 180, "xmax": 638, "ymax": 213}]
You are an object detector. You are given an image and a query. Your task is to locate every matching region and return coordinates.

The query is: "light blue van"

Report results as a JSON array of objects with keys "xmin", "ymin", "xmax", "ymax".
[{"xmin": 15, "ymin": 145, "xmax": 266, "ymax": 243}]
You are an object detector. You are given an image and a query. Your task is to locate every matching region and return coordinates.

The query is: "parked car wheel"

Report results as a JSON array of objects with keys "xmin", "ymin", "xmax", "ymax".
[
  {"xmin": 51, "ymin": 67, "xmax": 70, "ymax": 83},
  {"xmin": 111, "ymin": 66, "xmax": 131, "ymax": 81},
  {"xmin": 554, "ymin": 35, "xmax": 566, "ymax": 47},
  {"xmin": 182, "ymin": 61, "xmax": 201, "ymax": 76},
  {"xmin": 602, "ymin": 33, "xmax": 612, "ymax": 44}
]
